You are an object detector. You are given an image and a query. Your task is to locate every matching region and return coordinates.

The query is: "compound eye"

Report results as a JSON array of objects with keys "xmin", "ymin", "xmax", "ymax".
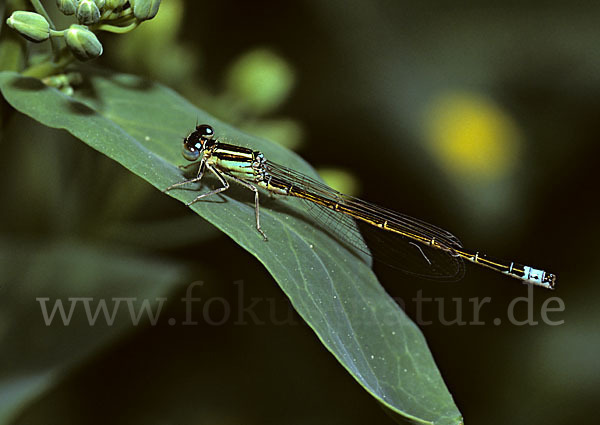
[
  {"xmin": 182, "ymin": 137, "xmax": 201, "ymax": 161},
  {"xmin": 197, "ymin": 124, "xmax": 215, "ymax": 140},
  {"xmin": 182, "ymin": 147, "xmax": 200, "ymax": 161}
]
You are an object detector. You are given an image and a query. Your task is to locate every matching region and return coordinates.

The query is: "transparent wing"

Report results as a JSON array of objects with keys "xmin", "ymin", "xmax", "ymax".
[{"xmin": 265, "ymin": 161, "xmax": 465, "ymax": 281}]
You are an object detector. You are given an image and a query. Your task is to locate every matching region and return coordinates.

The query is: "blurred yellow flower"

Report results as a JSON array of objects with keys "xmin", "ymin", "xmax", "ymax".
[{"xmin": 424, "ymin": 92, "xmax": 521, "ymax": 181}]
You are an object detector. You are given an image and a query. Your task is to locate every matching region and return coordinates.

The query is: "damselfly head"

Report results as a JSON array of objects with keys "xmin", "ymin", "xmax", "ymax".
[{"xmin": 182, "ymin": 124, "xmax": 216, "ymax": 161}]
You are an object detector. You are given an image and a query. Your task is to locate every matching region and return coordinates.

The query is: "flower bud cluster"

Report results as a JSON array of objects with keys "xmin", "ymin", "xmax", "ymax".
[{"xmin": 6, "ymin": 0, "xmax": 161, "ymax": 62}]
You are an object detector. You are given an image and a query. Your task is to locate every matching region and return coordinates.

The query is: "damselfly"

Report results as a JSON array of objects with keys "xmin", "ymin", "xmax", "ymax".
[{"xmin": 164, "ymin": 124, "xmax": 556, "ymax": 289}]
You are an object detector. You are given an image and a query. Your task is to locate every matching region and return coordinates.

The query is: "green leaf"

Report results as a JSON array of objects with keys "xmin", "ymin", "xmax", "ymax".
[{"xmin": 0, "ymin": 70, "xmax": 462, "ymax": 424}]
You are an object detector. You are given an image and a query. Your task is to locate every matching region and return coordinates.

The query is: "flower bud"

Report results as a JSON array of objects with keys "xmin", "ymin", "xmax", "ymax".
[
  {"xmin": 93, "ymin": 0, "xmax": 107, "ymax": 9},
  {"xmin": 76, "ymin": 0, "xmax": 101, "ymax": 25},
  {"xmin": 56, "ymin": 0, "xmax": 77, "ymax": 16},
  {"xmin": 133, "ymin": 0, "xmax": 161, "ymax": 21},
  {"xmin": 5, "ymin": 11, "xmax": 50, "ymax": 43},
  {"xmin": 65, "ymin": 24, "xmax": 103, "ymax": 61}
]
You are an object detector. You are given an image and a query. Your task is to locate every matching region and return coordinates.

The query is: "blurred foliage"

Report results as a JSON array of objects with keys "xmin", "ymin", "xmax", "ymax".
[
  {"xmin": 317, "ymin": 167, "xmax": 360, "ymax": 196},
  {"xmin": 225, "ymin": 48, "xmax": 295, "ymax": 115},
  {"xmin": 1, "ymin": 0, "xmax": 600, "ymax": 424},
  {"xmin": 108, "ymin": 0, "xmax": 196, "ymax": 85}
]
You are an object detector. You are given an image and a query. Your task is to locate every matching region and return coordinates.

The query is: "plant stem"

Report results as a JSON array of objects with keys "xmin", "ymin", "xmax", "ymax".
[
  {"xmin": 21, "ymin": 51, "xmax": 74, "ymax": 78},
  {"xmin": 96, "ymin": 21, "xmax": 140, "ymax": 34}
]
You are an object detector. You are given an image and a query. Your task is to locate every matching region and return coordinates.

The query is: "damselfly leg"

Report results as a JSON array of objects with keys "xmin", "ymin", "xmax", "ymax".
[{"xmin": 164, "ymin": 160, "xmax": 268, "ymax": 241}]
